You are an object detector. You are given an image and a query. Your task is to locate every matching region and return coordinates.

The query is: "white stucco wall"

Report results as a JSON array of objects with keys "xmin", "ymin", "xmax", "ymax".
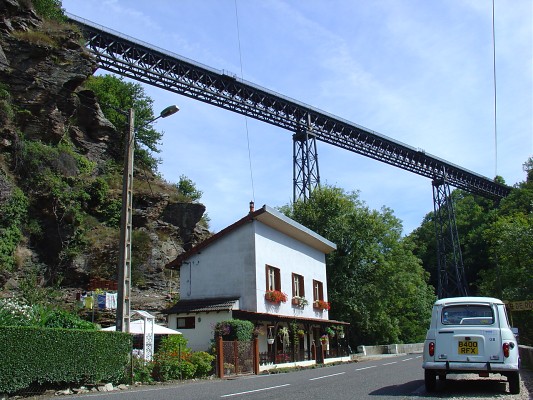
[
  {"xmin": 167, "ymin": 311, "xmax": 232, "ymax": 352},
  {"xmin": 254, "ymin": 222, "xmax": 329, "ymax": 320},
  {"xmin": 179, "ymin": 223, "xmax": 256, "ymax": 308}
]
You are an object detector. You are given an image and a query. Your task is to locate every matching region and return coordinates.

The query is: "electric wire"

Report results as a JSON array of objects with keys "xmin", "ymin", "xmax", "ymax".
[
  {"xmin": 234, "ymin": 0, "xmax": 255, "ymax": 205},
  {"xmin": 492, "ymin": 0, "xmax": 498, "ymax": 178}
]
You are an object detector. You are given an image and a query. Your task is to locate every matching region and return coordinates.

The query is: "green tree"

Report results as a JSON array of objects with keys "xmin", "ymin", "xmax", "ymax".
[
  {"xmin": 281, "ymin": 185, "xmax": 435, "ymax": 345},
  {"xmin": 176, "ymin": 175, "xmax": 203, "ymax": 202},
  {"xmin": 84, "ymin": 75, "xmax": 164, "ymax": 171},
  {"xmin": 30, "ymin": 0, "xmax": 66, "ymax": 22}
]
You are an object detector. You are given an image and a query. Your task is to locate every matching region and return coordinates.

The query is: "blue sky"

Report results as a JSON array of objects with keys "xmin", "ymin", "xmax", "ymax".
[{"xmin": 62, "ymin": 0, "xmax": 532, "ymax": 235}]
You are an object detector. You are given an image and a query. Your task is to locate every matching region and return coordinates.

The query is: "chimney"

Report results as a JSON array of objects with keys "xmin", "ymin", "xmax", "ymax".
[{"xmin": 249, "ymin": 201, "xmax": 255, "ymax": 213}]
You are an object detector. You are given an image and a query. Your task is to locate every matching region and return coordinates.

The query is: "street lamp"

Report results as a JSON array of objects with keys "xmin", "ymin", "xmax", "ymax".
[{"xmin": 116, "ymin": 105, "xmax": 179, "ymax": 333}]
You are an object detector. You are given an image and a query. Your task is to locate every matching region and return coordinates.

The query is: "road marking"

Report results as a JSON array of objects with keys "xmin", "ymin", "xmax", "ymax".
[
  {"xmin": 221, "ymin": 384, "xmax": 291, "ymax": 397},
  {"xmin": 309, "ymin": 372, "xmax": 346, "ymax": 381},
  {"xmin": 382, "ymin": 361, "xmax": 398, "ymax": 366},
  {"xmin": 355, "ymin": 365, "xmax": 377, "ymax": 371},
  {"xmin": 401, "ymin": 357, "xmax": 414, "ymax": 361}
]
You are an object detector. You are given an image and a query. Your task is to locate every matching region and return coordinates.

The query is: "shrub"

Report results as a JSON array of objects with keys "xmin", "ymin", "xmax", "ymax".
[
  {"xmin": 132, "ymin": 358, "xmax": 154, "ymax": 384},
  {"xmin": 214, "ymin": 319, "xmax": 254, "ymax": 341},
  {"xmin": 152, "ymin": 335, "xmax": 195, "ymax": 381},
  {"xmin": 190, "ymin": 351, "xmax": 215, "ymax": 377},
  {"xmin": 0, "ymin": 326, "xmax": 132, "ymax": 394},
  {"xmin": 0, "ymin": 298, "xmax": 37, "ymax": 327}
]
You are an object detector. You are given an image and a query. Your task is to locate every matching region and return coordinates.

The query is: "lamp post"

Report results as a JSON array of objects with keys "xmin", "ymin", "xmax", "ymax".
[{"xmin": 116, "ymin": 105, "xmax": 179, "ymax": 333}]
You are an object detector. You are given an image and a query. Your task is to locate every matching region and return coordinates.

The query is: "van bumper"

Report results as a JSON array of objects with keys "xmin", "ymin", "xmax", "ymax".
[{"xmin": 423, "ymin": 361, "xmax": 519, "ymax": 373}]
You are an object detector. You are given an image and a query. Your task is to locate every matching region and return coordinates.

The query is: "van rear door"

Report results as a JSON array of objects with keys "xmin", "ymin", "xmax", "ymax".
[{"xmin": 436, "ymin": 303, "xmax": 502, "ymax": 363}]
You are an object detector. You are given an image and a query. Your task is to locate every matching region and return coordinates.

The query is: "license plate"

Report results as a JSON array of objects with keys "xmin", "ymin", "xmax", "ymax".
[{"xmin": 458, "ymin": 340, "xmax": 478, "ymax": 354}]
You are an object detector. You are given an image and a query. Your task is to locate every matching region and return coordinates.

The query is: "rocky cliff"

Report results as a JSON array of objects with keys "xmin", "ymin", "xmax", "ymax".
[{"xmin": 0, "ymin": 0, "xmax": 210, "ymax": 315}]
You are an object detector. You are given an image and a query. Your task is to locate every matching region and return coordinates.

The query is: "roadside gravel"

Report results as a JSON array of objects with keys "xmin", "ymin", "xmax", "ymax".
[{"xmin": 420, "ymin": 367, "xmax": 532, "ymax": 399}]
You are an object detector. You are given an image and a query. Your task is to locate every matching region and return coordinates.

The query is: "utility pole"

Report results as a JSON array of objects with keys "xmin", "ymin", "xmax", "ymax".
[
  {"xmin": 116, "ymin": 105, "xmax": 179, "ymax": 332},
  {"xmin": 116, "ymin": 108, "xmax": 135, "ymax": 333}
]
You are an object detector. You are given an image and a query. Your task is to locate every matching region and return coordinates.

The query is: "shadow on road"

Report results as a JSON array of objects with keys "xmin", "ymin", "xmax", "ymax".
[{"xmin": 369, "ymin": 377, "xmax": 509, "ymax": 398}]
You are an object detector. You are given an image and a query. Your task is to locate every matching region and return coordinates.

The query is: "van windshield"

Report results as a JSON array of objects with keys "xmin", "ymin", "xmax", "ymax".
[{"xmin": 441, "ymin": 305, "xmax": 494, "ymax": 325}]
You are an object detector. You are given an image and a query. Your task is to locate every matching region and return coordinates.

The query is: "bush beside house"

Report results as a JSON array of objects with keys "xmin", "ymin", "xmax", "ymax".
[{"xmin": 0, "ymin": 326, "xmax": 132, "ymax": 394}]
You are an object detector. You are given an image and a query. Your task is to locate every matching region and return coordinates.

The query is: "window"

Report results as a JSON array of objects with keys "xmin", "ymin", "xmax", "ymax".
[
  {"xmin": 177, "ymin": 316, "xmax": 195, "ymax": 329},
  {"xmin": 313, "ymin": 280, "xmax": 324, "ymax": 302},
  {"xmin": 265, "ymin": 265, "xmax": 281, "ymax": 291},
  {"xmin": 441, "ymin": 305, "xmax": 494, "ymax": 325},
  {"xmin": 292, "ymin": 273, "xmax": 305, "ymax": 298}
]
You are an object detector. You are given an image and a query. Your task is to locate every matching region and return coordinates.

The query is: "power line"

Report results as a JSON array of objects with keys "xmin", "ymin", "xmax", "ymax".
[
  {"xmin": 234, "ymin": 0, "xmax": 255, "ymax": 205},
  {"xmin": 492, "ymin": 0, "xmax": 498, "ymax": 178}
]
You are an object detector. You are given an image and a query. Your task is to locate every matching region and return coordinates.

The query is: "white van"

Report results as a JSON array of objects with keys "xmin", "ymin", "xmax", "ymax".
[{"xmin": 422, "ymin": 297, "xmax": 520, "ymax": 394}]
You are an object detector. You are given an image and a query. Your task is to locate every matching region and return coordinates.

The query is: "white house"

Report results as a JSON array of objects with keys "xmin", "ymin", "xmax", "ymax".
[{"xmin": 163, "ymin": 203, "xmax": 348, "ymax": 362}]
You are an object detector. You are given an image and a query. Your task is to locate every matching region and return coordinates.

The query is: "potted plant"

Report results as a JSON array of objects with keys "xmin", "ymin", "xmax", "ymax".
[
  {"xmin": 297, "ymin": 329, "xmax": 305, "ymax": 338},
  {"xmin": 267, "ymin": 326, "xmax": 275, "ymax": 344},
  {"xmin": 335, "ymin": 325, "xmax": 345, "ymax": 338},
  {"xmin": 291, "ymin": 296, "xmax": 308, "ymax": 307},
  {"xmin": 320, "ymin": 334, "xmax": 328, "ymax": 345},
  {"xmin": 265, "ymin": 290, "xmax": 288, "ymax": 303},
  {"xmin": 313, "ymin": 299, "xmax": 331, "ymax": 310},
  {"xmin": 326, "ymin": 327, "xmax": 335, "ymax": 338}
]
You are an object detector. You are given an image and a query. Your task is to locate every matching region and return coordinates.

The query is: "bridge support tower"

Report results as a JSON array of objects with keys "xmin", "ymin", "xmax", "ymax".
[
  {"xmin": 432, "ymin": 176, "xmax": 468, "ymax": 299},
  {"xmin": 293, "ymin": 127, "xmax": 320, "ymax": 202}
]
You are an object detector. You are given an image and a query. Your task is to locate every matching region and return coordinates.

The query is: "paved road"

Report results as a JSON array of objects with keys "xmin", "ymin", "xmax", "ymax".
[{"xmin": 76, "ymin": 354, "xmax": 529, "ymax": 400}]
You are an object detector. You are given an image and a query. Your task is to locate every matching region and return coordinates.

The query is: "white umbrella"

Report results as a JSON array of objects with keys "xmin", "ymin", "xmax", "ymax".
[{"xmin": 102, "ymin": 320, "xmax": 181, "ymax": 335}]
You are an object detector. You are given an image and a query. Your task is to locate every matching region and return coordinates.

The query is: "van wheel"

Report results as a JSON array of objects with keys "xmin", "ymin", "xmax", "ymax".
[
  {"xmin": 508, "ymin": 371, "xmax": 520, "ymax": 394},
  {"xmin": 425, "ymin": 370, "xmax": 437, "ymax": 392}
]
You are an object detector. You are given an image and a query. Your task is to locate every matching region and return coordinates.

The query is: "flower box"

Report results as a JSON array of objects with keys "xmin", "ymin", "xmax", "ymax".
[
  {"xmin": 291, "ymin": 296, "xmax": 308, "ymax": 307},
  {"xmin": 265, "ymin": 290, "xmax": 288, "ymax": 303},
  {"xmin": 313, "ymin": 300, "xmax": 331, "ymax": 311}
]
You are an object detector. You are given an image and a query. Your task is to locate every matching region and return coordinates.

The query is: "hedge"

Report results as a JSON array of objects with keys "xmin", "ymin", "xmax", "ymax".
[
  {"xmin": 0, "ymin": 326, "xmax": 132, "ymax": 394},
  {"xmin": 214, "ymin": 320, "xmax": 254, "ymax": 341}
]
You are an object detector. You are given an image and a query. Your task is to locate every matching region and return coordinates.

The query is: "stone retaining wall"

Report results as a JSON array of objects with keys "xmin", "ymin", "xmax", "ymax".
[
  {"xmin": 356, "ymin": 343, "xmax": 424, "ymax": 356},
  {"xmin": 519, "ymin": 345, "xmax": 533, "ymax": 367}
]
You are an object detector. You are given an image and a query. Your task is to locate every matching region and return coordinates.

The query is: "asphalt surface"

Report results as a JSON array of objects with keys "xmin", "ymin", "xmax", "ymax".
[{"xmin": 70, "ymin": 354, "xmax": 531, "ymax": 400}]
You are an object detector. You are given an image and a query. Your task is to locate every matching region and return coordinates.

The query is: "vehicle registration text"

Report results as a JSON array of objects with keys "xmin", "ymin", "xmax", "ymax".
[{"xmin": 458, "ymin": 340, "xmax": 478, "ymax": 354}]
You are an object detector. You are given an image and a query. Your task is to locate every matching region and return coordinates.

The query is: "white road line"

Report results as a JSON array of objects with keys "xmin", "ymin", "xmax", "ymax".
[
  {"xmin": 401, "ymin": 357, "xmax": 414, "ymax": 361},
  {"xmin": 221, "ymin": 384, "xmax": 291, "ymax": 398},
  {"xmin": 382, "ymin": 361, "xmax": 398, "ymax": 366},
  {"xmin": 309, "ymin": 372, "xmax": 346, "ymax": 381},
  {"xmin": 355, "ymin": 365, "xmax": 377, "ymax": 371},
  {"xmin": 416, "ymin": 355, "xmax": 422, "ymax": 358}
]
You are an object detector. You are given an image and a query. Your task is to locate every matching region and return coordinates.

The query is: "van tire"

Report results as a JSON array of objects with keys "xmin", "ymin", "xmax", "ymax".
[
  {"xmin": 508, "ymin": 371, "xmax": 520, "ymax": 394},
  {"xmin": 425, "ymin": 370, "xmax": 437, "ymax": 392}
]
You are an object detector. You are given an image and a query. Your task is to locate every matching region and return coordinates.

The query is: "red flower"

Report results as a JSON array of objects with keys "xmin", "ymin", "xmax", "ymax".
[
  {"xmin": 313, "ymin": 300, "xmax": 331, "ymax": 310},
  {"xmin": 265, "ymin": 290, "xmax": 288, "ymax": 303}
]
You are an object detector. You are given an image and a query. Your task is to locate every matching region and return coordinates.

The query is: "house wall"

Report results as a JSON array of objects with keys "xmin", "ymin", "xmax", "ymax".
[
  {"xmin": 167, "ymin": 311, "xmax": 232, "ymax": 352},
  {"xmin": 253, "ymin": 222, "xmax": 329, "ymax": 320},
  {"xmin": 179, "ymin": 223, "xmax": 256, "ymax": 309}
]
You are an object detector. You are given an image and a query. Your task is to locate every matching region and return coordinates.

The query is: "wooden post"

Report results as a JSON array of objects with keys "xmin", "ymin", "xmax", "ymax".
[
  {"xmin": 253, "ymin": 337, "xmax": 259, "ymax": 375},
  {"xmin": 217, "ymin": 336, "xmax": 224, "ymax": 378},
  {"xmin": 233, "ymin": 340, "xmax": 239, "ymax": 375}
]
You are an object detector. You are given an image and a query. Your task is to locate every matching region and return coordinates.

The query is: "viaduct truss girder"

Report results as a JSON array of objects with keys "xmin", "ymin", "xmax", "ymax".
[{"xmin": 68, "ymin": 14, "xmax": 510, "ymax": 200}]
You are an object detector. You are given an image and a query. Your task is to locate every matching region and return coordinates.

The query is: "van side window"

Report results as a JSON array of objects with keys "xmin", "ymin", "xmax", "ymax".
[{"xmin": 441, "ymin": 305, "xmax": 494, "ymax": 325}]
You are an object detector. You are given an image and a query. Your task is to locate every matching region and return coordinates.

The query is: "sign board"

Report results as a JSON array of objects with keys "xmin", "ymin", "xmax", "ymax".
[{"xmin": 506, "ymin": 300, "xmax": 533, "ymax": 312}]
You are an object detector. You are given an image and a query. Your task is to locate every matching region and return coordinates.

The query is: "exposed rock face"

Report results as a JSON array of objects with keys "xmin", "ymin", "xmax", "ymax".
[{"xmin": 0, "ymin": 0, "xmax": 210, "ymax": 312}]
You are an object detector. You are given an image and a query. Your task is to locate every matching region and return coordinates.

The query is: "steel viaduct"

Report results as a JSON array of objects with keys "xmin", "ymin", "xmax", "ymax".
[{"xmin": 67, "ymin": 14, "xmax": 512, "ymax": 299}]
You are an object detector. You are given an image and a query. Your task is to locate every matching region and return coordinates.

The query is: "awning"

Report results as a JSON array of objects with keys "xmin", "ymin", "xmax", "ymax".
[{"xmin": 102, "ymin": 320, "xmax": 182, "ymax": 335}]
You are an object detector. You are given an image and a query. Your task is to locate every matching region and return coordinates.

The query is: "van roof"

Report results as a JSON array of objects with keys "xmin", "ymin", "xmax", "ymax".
[{"xmin": 434, "ymin": 296, "xmax": 504, "ymax": 306}]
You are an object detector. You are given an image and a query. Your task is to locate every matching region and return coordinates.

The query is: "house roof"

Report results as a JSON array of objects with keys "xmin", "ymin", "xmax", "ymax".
[
  {"xmin": 166, "ymin": 204, "xmax": 336, "ymax": 270},
  {"xmin": 162, "ymin": 299, "xmax": 350, "ymax": 327},
  {"xmin": 162, "ymin": 297, "xmax": 239, "ymax": 314}
]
